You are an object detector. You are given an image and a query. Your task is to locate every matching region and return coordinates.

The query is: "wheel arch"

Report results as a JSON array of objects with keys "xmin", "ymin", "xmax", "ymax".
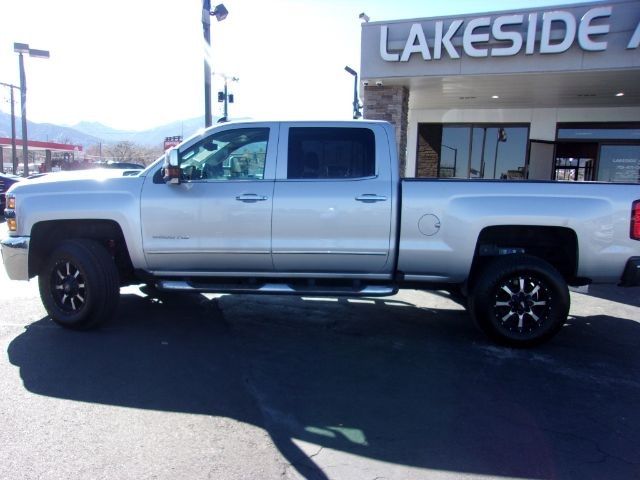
[
  {"xmin": 29, "ymin": 219, "xmax": 135, "ymax": 284},
  {"xmin": 468, "ymin": 225, "xmax": 580, "ymax": 288}
]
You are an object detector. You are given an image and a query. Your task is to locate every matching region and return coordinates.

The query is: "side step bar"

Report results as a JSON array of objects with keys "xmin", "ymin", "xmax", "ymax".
[{"xmin": 155, "ymin": 280, "xmax": 397, "ymax": 297}]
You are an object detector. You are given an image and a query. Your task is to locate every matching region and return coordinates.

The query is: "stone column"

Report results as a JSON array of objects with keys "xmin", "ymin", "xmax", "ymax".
[{"xmin": 363, "ymin": 85, "xmax": 409, "ymax": 177}]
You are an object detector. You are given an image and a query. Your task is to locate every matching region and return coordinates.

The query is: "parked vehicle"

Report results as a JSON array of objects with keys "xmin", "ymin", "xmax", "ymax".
[
  {"xmin": 0, "ymin": 173, "xmax": 22, "ymax": 215},
  {"xmin": 2, "ymin": 121, "xmax": 639, "ymax": 346},
  {"xmin": 97, "ymin": 161, "xmax": 145, "ymax": 170}
]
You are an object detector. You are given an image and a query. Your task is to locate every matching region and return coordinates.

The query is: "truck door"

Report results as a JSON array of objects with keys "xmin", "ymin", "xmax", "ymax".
[
  {"xmin": 271, "ymin": 124, "xmax": 394, "ymax": 275},
  {"xmin": 140, "ymin": 124, "xmax": 278, "ymax": 273}
]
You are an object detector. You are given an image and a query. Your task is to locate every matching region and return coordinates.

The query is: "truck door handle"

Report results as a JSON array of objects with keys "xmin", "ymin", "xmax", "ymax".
[
  {"xmin": 236, "ymin": 194, "xmax": 268, "ymax": 202},
  {"xmin": 355, "ymin": 194, "xmax": 388, "ymax": 203}
]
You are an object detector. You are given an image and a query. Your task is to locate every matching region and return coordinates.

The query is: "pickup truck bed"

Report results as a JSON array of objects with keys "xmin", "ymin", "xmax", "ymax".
[{"xmin": 399, "ymin": 179, "xmax": 640, "ymax": 284}]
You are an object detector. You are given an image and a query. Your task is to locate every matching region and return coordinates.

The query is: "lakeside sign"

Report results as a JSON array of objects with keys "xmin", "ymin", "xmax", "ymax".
[{"xmin": 380, "ymin": 5, "xmax": 640, "ymax": 62}]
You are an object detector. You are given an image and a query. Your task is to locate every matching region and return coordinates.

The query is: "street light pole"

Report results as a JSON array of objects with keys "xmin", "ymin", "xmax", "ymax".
[
  {"xmin": 202, "ymin": 0, "xmax": 212, "ymax": 128},
  {"xmin": 202, "ymin": 2, "xmax": 228, "ymax": 128},
  {"xmin": 344, "ymin": 66, "xmax": 362, "ymax": 119},
  {"xmin": 14, "ymin": 42, "xmax": 50, "ymax": 178}
]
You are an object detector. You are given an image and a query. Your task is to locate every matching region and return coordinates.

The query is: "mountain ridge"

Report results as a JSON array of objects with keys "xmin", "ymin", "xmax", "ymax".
[{"xmin": 0, "ymin": 112, "xmax": 206, "ymax": 148}]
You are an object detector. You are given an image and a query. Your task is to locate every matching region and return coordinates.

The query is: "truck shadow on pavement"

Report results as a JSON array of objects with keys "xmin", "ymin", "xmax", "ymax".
[
  {"xmin": 8, "ymin": 292, "xmax": 640, "ymax": 479},
  {"xmin": 583, "ymin": 284, "xmax": 640, "ymax": 308}
]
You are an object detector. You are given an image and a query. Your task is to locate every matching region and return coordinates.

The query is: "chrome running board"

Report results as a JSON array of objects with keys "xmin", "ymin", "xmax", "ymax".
[{"xmin": 155, "ymin": 280, "xmax": 396, "ymax": 297}]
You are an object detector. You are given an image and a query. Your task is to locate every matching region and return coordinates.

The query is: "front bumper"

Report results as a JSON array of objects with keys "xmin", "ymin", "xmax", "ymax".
[
  {"xmin": 620, "ymin": 257, "xmax": 640, "ymax": 287},
  {"xmin": 1, "ymin": 236, "xmax": 30, "ymax": 281}
]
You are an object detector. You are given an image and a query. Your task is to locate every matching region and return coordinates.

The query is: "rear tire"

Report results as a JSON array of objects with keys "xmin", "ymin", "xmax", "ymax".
[
  {"xmin": 39, "ymin": 239, "xmax": 120, "ymax": 330},
  {"xmin": 468, "ymin": 254, "xmax": 569, "ymax": 347}
]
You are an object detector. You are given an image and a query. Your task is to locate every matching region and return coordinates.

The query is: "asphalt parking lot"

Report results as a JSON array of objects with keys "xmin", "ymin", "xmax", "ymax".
[{"xmin": 1, "ymin": 221, "xmax": 639, "ymax": 480}]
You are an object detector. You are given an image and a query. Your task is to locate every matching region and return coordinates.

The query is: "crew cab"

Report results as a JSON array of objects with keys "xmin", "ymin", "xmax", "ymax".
[{"xmin": 2, "ymin": 121, "xmax": 639, "ymax": 346}]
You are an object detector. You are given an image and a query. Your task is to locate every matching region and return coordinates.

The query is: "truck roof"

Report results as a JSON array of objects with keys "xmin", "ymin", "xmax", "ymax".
[
  {"xmin": 201, "ymin": 119, "xmax": 391, "ymax": 131},
  {"xmin": 181, "ymin": 119, "xmax": 394, "ymax": 150}
]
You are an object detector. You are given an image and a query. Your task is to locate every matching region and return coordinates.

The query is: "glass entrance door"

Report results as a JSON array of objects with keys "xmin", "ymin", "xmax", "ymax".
[
  {"xmin": 555, "ymin": 124, "xmax": 640, "ymax": 184},
  {"xmin": 554, "ymin": 157, "xmax": 595, "ymax": 181},
  {"xmin": 554, "ymin": 142, "xmax": 597, "ymax": 181}
]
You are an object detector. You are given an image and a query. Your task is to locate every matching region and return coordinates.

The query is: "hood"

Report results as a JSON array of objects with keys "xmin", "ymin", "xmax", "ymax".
[
  {"xmin": 31, "ymin": 168, "xmax": 141, "ymax": 183},
  {"xmin": 7, "ymin": 168, "xmax": 145, "ymax": 196}
]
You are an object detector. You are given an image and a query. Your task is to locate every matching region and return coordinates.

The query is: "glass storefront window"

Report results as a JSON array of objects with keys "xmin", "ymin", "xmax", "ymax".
[
  {"xmin": 492, "ymin": 127, "xmax": 529, "ymax": 179},
  {"xmin": 440, "ymin": 127, "xmax": 470, "ymax": 178},
  {"xmin": 597, "ymin": 145, "xmax": 640, "ymax": 183},
  {"xmin": 416, "ymin": 123, "xmax": 529, "ymax": 179},
  {"xmin": 471, "ymin": 127, "xmax": 529, "ymax": 179},
  {"xmin": 469, "ymin": 127, "xmax": 484, "ymax": 178}
]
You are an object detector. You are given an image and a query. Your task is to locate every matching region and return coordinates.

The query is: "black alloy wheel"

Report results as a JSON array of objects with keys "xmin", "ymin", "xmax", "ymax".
[
  {"xmin": 469, "ymin": 254, "xmax": 570, "ymax": 347},
  {"xmin": 39, "ymin": 239, "xmax": 120, "ymax": 330},
  {"xmin": 492, "ymin": 274, "xmax": 552, "ymax": 335},
  {"xmin": 50, "ymin": 259, "xmax": 87, "ymax": 314}
]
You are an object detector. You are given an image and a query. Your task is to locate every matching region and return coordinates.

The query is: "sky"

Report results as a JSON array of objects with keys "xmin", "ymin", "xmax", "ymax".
[{"xmin": 0, "ymin": 0, "xmax": 602, "ymax": 132}]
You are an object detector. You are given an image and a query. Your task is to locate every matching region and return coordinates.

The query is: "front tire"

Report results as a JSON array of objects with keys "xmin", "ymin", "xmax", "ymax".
[
  {"xmin": 39, "ymin": 239, "xmax": 120, "ymax": 330},
  {"xmin": 468, "ymin": 254, "xmax": 570, "ymax": 347}
]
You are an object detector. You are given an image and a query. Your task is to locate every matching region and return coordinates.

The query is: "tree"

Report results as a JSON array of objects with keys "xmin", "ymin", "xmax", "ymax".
[
  {"xmin": 98, "ymin": 141, "xmax": 164, "ymax": 166},
  {"xmin": 106, "ymin": 141, "xmax": 141, "ymax": 163},
  {"xmin": 137, "ymin": 145, "xmax": 164, "ymax": 166}
]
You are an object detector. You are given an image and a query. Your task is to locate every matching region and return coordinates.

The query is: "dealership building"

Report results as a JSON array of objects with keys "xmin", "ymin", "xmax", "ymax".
[{"xmin": 360, "ymin": 0, "xmax": 640, "ymax": 183}]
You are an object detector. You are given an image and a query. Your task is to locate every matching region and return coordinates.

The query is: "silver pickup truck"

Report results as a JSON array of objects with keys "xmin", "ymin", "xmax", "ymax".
[{"xmin": 2, "ymin": 120, "xmax": 640, "ymax": 346}]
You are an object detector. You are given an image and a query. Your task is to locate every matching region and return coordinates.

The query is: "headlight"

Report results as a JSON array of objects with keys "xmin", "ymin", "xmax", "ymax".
[{"xmin": 5, "ymin": 195, "xmax": 16, "ymax": 231}]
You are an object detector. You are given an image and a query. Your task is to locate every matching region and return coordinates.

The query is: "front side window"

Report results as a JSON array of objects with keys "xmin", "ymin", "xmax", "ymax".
[
  {"xmin": 287, "ymin": 127, "xmax": 375, "ymax": 179},
  {"xmin": 179, "ymin": 128, "xmax": 269, "ymax": 181}
]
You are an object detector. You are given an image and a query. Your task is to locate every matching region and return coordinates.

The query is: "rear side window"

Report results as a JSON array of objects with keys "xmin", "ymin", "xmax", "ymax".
[{"xmin": 287, "ymin": 127, "xmax": 375, "ymax": 179}]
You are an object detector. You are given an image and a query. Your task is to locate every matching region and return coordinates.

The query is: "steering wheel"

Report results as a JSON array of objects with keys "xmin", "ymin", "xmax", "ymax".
[{"xmin": 201, "ymin": 162, "xmax": 223, "ymax": 179}]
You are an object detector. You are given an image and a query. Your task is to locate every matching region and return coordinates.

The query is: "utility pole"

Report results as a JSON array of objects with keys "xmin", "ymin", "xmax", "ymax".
[
  {"xmin": 223, "ymin": 79, "xmax": 228, "ymax": 119},
  {"xmin": 14, "ymin": 42, "xmax": 50, "ymax": 177},
  {"xmin": 0, "ymin": 82, "xmax": 19, "ymax": 174},
  {"xmin": 18, "ymin": 51, "xmax": 29, "ymax": 177},
  {"xmin": 10, "ymin": 87, "xmax": 17, "ymax": 174}
]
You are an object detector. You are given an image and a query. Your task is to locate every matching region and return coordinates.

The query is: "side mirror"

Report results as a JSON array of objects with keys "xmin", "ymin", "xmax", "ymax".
[{"xmin": 162, "ymin": 148, "xmax": 180, "ymax": 184}]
